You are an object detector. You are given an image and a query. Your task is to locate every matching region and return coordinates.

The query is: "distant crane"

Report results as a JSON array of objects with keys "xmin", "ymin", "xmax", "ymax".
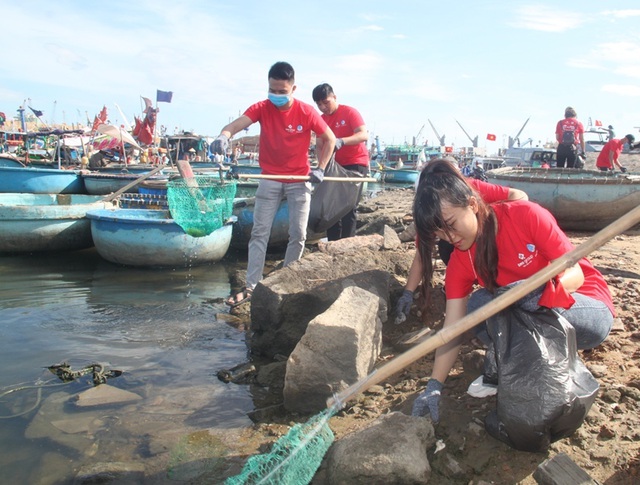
[
  {"xmin": 508, "ymin": 117, "xmax": 530, "ymax": 148},
  {"xmin": 413, "ymin": 124, "xmax": 425, "ymax": 146},
  {"xmin": 428, "ymin": 119, "xmax": 446, "ymax": 146},
  {"xmin": 455, "ymin": 119, "xmax": 478, "ymax": 148}
]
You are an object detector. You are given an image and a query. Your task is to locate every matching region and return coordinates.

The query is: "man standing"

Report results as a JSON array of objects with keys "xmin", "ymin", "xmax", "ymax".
[
  {"xmin": 312, "ymin": 83, "xmax": 369, "ymax": 240},
  {"xmin": 213, "ymin": 62, "xmax": 336, "ymax": 306},
  {"xmin": 596, "ymin": 134, "xmax": 635, "ymax": 173},
  {"xmin": 555, "ymin": 107, "xmax": 585, "ymax": 168}
]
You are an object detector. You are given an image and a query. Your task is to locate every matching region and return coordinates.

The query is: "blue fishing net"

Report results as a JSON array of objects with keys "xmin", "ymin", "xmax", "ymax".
[{"xmin": 166, "ymin": 177, "xmax": 236, "ymax": 237}]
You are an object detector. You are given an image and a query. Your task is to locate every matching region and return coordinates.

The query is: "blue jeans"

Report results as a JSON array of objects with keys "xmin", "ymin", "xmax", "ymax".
[
  {"xmin": 468, "ymin": 288, "xmax": 613, "ymax": 350},
  {"xmin": 246, "ymin": 179, "xmax": 311, "ymax": 289}
]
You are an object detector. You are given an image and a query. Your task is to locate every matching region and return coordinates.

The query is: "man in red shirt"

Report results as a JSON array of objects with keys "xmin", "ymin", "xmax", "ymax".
[
  {"xmin": 312, "ymin": 83, "xmax": 369, "ymax": 240},
  {"xmin": 212, "ymin": 62, "xmax": 336, "ymax": 306},
  {"xmin": 555, "ymin": 107, "xmax": 585, "ymax": 168},
  {"xmin": 596, "ymin": 134, "xmax": 635, "ymax": 173}
]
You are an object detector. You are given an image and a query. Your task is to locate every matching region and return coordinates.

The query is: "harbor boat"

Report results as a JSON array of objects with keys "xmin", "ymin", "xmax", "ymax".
[
  {"xmin": 82, "ymin": 171, "xmax": 167, "ymax": 195},
  {"xmin": 0, "ymin": 154, "xmax": 25, "ymax": 168},
  {"xmin": 0, "ymin": 165, "xmax": 86, "ymax": 194},
  {"xmin": 486, "ymin": 167, "xmax": 640, "ymax": 231},
  {"xmin": 86, "ymin": 208, "xmax": 233, "ymax": 267},
  {"xmin": 583, "ymin": 125, "xmax": 612, "ymax": 153},
  {"xmin": 377, "ymin": 168, "xmax": 420, "ymax": 185},
  {"xmin": 0, "ymin": 193, "xmax": 115, "ymax": 253}
]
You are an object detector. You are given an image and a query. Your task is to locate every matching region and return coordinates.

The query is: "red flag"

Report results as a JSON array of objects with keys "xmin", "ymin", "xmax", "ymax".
[
  {"xmin": 91, "ymin": 106, "xmax": 108, "ymax": 132},
  {"xmin": 595, "ymin": 120, "xmax": 602, "ymax": 127},
  {"xmin": 486, "ymin": 133, "xmax": 497, "ymax": 141},
  {"xmin": 445, "ymin": 146, "xmax": 453, "ymax": 153}
]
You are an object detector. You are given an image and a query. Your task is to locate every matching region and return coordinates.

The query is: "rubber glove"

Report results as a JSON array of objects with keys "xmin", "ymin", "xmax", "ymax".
[
  {"xmin": 309, "ymin": 167, "xmax": 324, "ymax": 183},
  {"xmin": 212, "ymin": 134, "xmax": 229, "ymax": 155},
  {"xmin": 412, "ymin": 379, "xmax": 443, "ymax": 422},
  {"xmin": 394, "ymin": 289, "xmax": 414, "ymax": 324},
  {"xmin": 334, "ymin": 138, "xmax": 344, "ymax": 151}
]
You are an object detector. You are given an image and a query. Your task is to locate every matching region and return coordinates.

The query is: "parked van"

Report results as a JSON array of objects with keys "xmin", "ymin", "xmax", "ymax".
[
  {"xmin": 503, "ymin": 147, "xmax": 556, "ymax": 167},
  {"xmin": 471, "ymin": 157, "xmax": 505, "ymax": 171}
]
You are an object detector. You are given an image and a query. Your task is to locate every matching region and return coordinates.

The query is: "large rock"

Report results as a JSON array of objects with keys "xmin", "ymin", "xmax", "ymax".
[
  {"xmin": 283, "ymin": 285, "xmax": 384, "ymax": 414},
  {"xmin": 249, "ymin": 244, "xmax": 412, "ymax": 358},
  {"xmin": 323, "ymin": 412, "xmax": 435, "ymax": 484}
]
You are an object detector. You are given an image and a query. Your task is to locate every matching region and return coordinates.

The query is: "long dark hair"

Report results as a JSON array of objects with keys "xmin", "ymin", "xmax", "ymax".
[{"xmin": 413, "ymin": 159, "xmax": 499, "ymax": 305}]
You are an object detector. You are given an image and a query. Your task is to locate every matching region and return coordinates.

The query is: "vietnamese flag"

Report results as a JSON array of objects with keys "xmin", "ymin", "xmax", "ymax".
[
  {"xmin": 595, "ymin": 120, "xmax": 602, "ymax": 127},
  {"xmin": 486, "ymin": 133, "xmax": 497, "ymax": 141}
]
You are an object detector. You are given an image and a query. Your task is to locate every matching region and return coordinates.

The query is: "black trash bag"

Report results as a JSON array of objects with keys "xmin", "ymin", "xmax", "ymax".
[
  {"xmin": 484, "ymin": 306, "xmax": 599, "ymax": 452},
  {"xmin": 307, "ymin": 157, "xmax": 366, "ymax": 233}
]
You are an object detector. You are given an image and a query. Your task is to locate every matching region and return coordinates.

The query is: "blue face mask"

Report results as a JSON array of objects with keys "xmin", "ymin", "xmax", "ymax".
[{"xmin": 268, "ymin": 92, "xmax": 291, "ymax": 107}]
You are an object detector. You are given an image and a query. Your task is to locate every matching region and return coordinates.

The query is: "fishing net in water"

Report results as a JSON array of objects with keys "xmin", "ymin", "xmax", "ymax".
[
  {"xmin": 225, "ymin": 408, "xmax": 336, "ymax": 485},
  {"xmin": 166, "ymin": 177, "xmax": 237, "ymax": 237}
]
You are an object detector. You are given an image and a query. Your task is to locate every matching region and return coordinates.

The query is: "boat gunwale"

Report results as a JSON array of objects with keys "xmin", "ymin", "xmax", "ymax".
[{"xmin": 488, "ymin": 167, "xmax": 640, "ymax": 185}]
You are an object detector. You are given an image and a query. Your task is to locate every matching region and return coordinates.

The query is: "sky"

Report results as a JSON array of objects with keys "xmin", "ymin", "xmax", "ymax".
[{"xmin": 2, "ymin": 1, "xmax": 640, "ymax": 153}]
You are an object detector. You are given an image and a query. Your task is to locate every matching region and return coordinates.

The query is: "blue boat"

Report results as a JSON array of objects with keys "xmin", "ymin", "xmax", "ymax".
[
  {"xmin": 86, "ymin": 209, "xmax": 233, "ymax": 267},
  {"xmin": 0, "ymin": 165, "xmax": 86, "ymax": 194},
  {"xmin": 231, "ymin": 197, "xmax": 290, "ymax": 249},
  {"xmin": 231, "ymin": 197, "xmax": 324, "ymax": 249},
  {"xmin": 82, "ymin": 172, "xmax": 168, "ymax": 195},
  {"xmin": 0, "ymin": 193, "xmax": 115, "ymax": 253},
  {"xmin": 379, "ymin": 168, "xmax": 419, "ymax": 184}
]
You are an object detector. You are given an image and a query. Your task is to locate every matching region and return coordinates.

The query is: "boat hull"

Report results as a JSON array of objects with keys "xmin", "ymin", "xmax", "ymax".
[
  {"xmin": 0, "ymin": 166, "xmax": 86, "ymax": 194},
  {"xmin": 380, "ymin": 169, "xmax": 419, "ymax": 184},
  {"xmin": 0, "ymin": 194, "xmax": 114, "ymax": 253},
  {"xmin": 82, "ymin": 172, "xmax": 166, "ymax": 195},
  {"xmin": 86, "ymin": 209, "xmax": 232, "ymax": 267},
  {"xmin": 487, "ymin": 167, "xmax": 640, "ymax": 231}
]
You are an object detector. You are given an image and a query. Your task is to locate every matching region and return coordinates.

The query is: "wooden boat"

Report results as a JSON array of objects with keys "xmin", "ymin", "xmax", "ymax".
[
  {"xmin": 0, "ymin": 193, "xmax": 115, "ymax": 253},
  {"xmin": 82, "ymin": 172, "xmax": 167, "ymax": 195},
  {"xmin": 486, "ymin": 167, "xmax": 640, "ymax": 231},
  {"xmin": 0, "ymin": 165, "xmax": 86, "ymax": 194},
  {"xmin": 86, "ymin": 208, "xmax": 233, "ymax": 267}
]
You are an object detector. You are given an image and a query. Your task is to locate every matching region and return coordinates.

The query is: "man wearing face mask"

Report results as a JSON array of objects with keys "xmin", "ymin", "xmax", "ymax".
[{"xmin": 212, "ymin": 61, "xmax": 336, "ymax": 307}]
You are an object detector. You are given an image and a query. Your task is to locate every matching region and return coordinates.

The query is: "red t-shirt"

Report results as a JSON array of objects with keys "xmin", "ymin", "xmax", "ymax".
[
  {"xmin": 244, "ymin": 99, "xmax": 329, "ymax": 180},
  {"xmin": 445, "ymin": 200, "xmax": 614, "ymax": 315},
  {"xmin": 321, "ymin": 104, "xmax": 369, "ymax": 167},
  {"xmin": 555, "ymin": 118, "xmax": 584, "ymax": 144},
  {"xmin": 468, "ymin": 179, "xmax": 510, "ymax": 203},
  {"xmin": 596, "ymin": 138, "xmax": 625, "ymax": 169}
]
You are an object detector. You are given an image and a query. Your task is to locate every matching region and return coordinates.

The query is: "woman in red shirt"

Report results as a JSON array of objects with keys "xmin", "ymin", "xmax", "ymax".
[{"xmin": 411, "ymin": 159, "xmax": 614, "ymax": 422}]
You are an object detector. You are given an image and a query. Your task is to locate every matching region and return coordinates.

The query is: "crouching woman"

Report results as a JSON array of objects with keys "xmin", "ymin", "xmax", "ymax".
[{"xmin": 411, "ymin": 159, "xmax": 614, "ymax": 422}]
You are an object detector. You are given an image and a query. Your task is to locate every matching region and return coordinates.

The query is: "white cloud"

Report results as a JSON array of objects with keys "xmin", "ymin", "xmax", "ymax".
[
  {"xmin": 601, "ymin": 9, "xmax": 640, "ymax": 19},
  {"xmin": 602, "ymin": 84, "xmax": 640, "ymax": 96},
  {"xmin": 510, "ymin": 5, "xmax": 586, "ymax": 32}
]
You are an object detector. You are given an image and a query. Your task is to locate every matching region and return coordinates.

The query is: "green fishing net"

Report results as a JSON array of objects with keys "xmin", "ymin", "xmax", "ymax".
[
  {"xmin": 166, "ymin": 177, "xmax": 237, "ymax": 237},
  {"xmin": 225, "ymin": 409, "xmax": 336, "ymax": 485}
]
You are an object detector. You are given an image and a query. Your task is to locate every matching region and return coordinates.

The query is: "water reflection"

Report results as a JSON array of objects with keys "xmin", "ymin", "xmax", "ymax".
[{"xmin": 0, "ymin": 248, "xmax": 253, "ymax": 483}]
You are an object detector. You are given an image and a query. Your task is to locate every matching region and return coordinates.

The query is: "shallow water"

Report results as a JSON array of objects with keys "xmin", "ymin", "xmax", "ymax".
[{"xmin": 0, "ymin": 249, "xmax": 253, "ymax": 483}]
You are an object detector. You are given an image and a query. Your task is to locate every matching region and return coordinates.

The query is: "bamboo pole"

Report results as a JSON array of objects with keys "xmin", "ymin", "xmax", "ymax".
[
  {"xmin": 237, "ymin": 174, "xmax": 377, "ymax": 182},
  {"xmin": 330, "ymin": 204, "xmax": 640, "ymax": 408}
]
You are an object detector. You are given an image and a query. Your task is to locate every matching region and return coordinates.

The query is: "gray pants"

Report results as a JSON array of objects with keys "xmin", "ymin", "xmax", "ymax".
[
  {"xmin": 246, "ymin": 179, "xmax": 312, "ymax": 289},
  {"xmin": 468, "ymin": 287, "xmax": 613, "ymax": 350}
]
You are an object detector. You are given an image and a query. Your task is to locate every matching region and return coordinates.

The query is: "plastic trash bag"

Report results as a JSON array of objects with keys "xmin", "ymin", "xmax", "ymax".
[
  {"xmin": 308, "ymin": 157, "xmax": 366, "ymax": 233},
  {"xmin": 484, "ymin": 306, "xmax": 599, "ymax": 452}
]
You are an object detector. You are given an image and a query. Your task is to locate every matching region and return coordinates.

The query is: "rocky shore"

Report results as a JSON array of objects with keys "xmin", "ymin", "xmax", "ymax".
[{"xmin": 218, "ymin": 156, "xmax": 640, "ymax": 484}]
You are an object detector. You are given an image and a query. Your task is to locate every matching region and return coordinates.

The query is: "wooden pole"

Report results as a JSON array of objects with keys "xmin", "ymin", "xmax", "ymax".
[{"xmin": 237, "ymin": 174, "xmax": 377, "ymax": 183}]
